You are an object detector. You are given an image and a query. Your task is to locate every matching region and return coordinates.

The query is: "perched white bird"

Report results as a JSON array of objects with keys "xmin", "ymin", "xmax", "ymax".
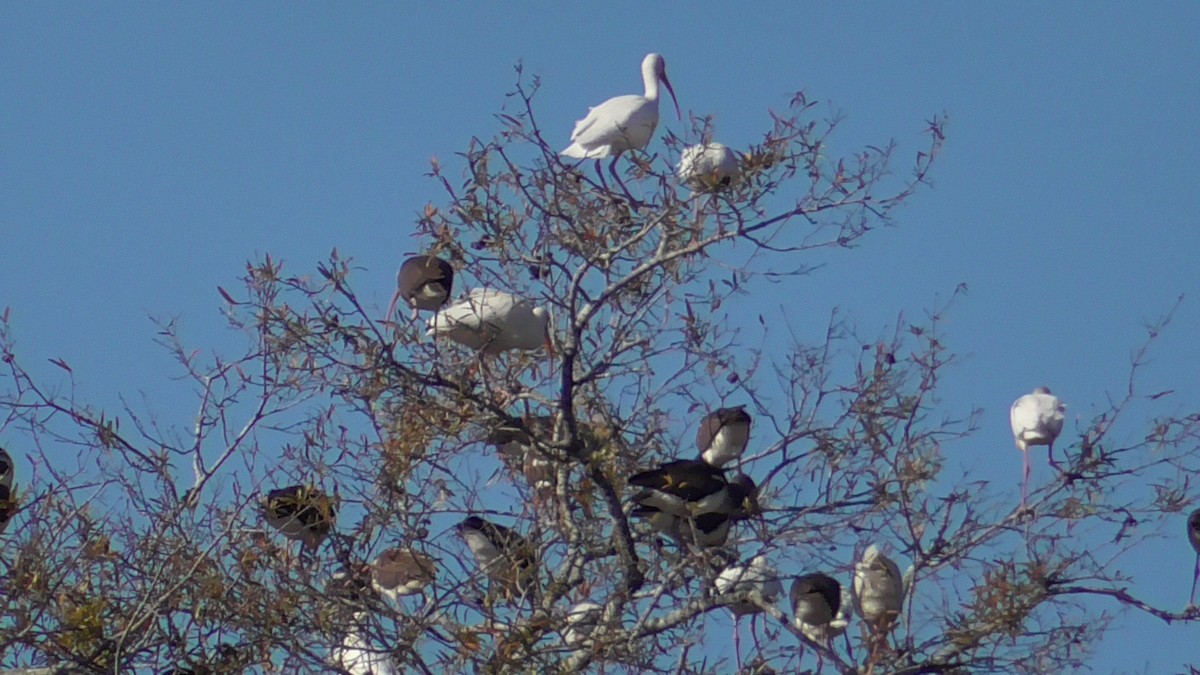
[
  {"xmin": 457, "ymin": 516, "xmax": 537, "ymax": 602},
  {"xmin": 0, "ymin": 447, "xmax": 14, "ymax": 535},
  {"xmin": 387, "ymin": 255, "xmax": 454, "ymax": 320},
  {"xmin": 331, "ymin": 628, "xmax": 400, "ymax": 675},
  {"xmin": 852, "ymin": 544, "xmax": 905, "ymax": 632},
  {"xmin": 717, "ymin": 555, "xmax": 785, "ymax": 616},
  {"xmin": 677, "ymin": 143, "xmax": 742, "ymax": 191},
  {"xmin": 427, "ymin": 288, "xmax": 553, "ymax": 356},
  {"xmin": 716, "ymin": 555, "xmax": 785, "ymax": 670},
  {"xmin": 562, "ymin": 53, "xmax": 681, "ymax": 201},
  {"xmin": 369, "ymin": 547, "xmax": 438, "ymax": 602},
  {"xmin": 1010, "ymin": 387, "xmax": 1066, "ymax": 506},
  {"xmin": 1188, "ymin": 508, "xmax": 1200, "ymax": 605},
  {"xmin": 563, "ymin": 601, "xmax": 604, "ymax": 647},
  {"xmin": 792, "ymin": 573, "xmax": 849, "ymax": 644},
  {"xmin": 696, "ymin": 406, "xmax": 752, "ymax": 468}
]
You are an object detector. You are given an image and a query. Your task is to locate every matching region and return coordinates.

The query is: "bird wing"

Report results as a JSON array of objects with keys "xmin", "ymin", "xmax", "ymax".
[
  {"xmin": 628, "ymin": 460, "xmax": 726, "ymax": 501},
  {"xmin": 1009, "ymin": 395, "xmax": 1041, "ymax": 436},
  {"xmin": 567, "ymin": 95, "xmax": 647, "ymax": 148}
]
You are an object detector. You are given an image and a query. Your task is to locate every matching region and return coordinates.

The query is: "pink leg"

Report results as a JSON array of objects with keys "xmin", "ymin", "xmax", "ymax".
[
  {"xmin": 1191, "ymin": 555, "xmax": 1199, "ymax": 606},
  {"xmin": 1022, "ymin": 450, "xmax": 1031, "ymax": 509},
  {"xmin": 734, "ymin": 618, "xmax": 742, "ymax": 671}
]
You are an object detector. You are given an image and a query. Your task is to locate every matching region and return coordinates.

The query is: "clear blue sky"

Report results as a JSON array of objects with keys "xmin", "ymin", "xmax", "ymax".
[{"xmin": 2, "ymin": 3, "xmax": 1198, "ymax": 671}]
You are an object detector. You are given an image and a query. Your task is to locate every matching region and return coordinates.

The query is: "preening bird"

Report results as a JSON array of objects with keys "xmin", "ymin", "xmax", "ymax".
[
  {"xmin": 261, "ymin": 485, "xmax": 336, "ymax": 550},
  {"xmin": 1010, "ymin": 387, "xmax": 1066, "ymax": 506},
  {"xmin": 331, "ymin": 630, "xmax": 400, "ymax": 675},
  {"xmin": 791, "ymin": 573, "xmax": 848, "ymax": 643},
  {"xmin": 716, "ymin": 555, "xmax": 785, "ymax": 670},
  {"xmin": 427, "ymin": 288, "xmax": 554, "ymax": 356},
  {"xmin": 696, "ymin": 405, "xmax": 752, "ymax": 468},
  {"xmin": 1188, "ymin": 508, "xmax": 1200, "ymax": 605},
  {"xmin": 677, "ymin": 143, "xmax": 742, "ymax": 192},
  {"xmin": 369, "ymin": 547, "xmax": 438, "ymax": 602},
  {"xmin": 387, "ymin": 255, "xmax": 454, "ymax": 320},
  {"xmin": 0, "ymin": 447, "xmax": 14, "ymax": 535},
  {"xmin": 852, "ymin": 544, "xmax": 904, "ymax": 632},
  {"xmin": 562, "ymin": 53, "xmax": 681, "ymax": 201},
  {"xmin": 457, "ymin": 515, "xmax": 537, "ymax": 601},
  {"xmin": 563, "ymin": 601, "xmax": 604, "ymax": 647}
]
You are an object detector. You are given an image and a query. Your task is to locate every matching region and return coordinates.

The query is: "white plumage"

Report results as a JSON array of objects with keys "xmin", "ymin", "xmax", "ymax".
[
  {"xmin": 562, "ymin": 53, "xmax": 680, "ymax": 159},
  {"xmin": 852, "ymin": 544, "xmax": 904, "ymax": 631},
  {"xmin": 331, "ymin": 627, "xmax": 400, "ymax": 675},
  {"xmin": 677, "ymin": 143, "xmax": 742, "ymax": 191},
  {"xmin": 1010, "ymin": 386, "xmax": 1066, "ymax": 505},
  {"xmin": 563, "ymin": 601, "xmax": 603, "ymax": 647},
  {"xmin": 427, "ymin": 288, "xmax": 552, "ymax": 355},
  {"xmin": 716, "ymin": 555, "xmax": 784, "ymax": 616},
  {"xmin": 1010, "ymin": 387, "xmax": 1065, "ymax": 452}
]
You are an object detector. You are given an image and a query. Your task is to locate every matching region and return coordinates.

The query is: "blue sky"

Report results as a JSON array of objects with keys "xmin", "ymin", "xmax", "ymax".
[{"xmin": 2, "ymin": 3, "xmax": 1198, "ymax": 671}]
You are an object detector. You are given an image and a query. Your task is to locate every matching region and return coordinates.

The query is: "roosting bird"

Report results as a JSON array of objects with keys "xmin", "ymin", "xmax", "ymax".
[
  {"xmin": 427, "ymin": 288, "xmax": 553, "ymax": 356},
  {"xmin": 1010, "ymin": 387, "xmax": 1066, "ymax": 507}
]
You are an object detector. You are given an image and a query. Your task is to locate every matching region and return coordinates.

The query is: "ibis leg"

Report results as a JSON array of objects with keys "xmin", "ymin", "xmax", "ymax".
[
  {"xmin": 1191, "ymin": 555, "xmax": 1199, "ymax": 605},
  {"xmin": 734, "ymin": 618, "xmax": 743, "ymax": 672},
  {"xmin": 608, "ymin": 156, "xmax": 641, "ymax": 207}
]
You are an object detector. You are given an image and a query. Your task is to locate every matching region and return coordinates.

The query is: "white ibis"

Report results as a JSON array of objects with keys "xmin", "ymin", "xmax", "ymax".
[
  {"xmin": 457, "ymin": 515, "xmax": 537, "ymax": 603},
  {"xmin": 1188, "ymin": 508, "xmax": 1200, "ymax": 605},
  {"xmin": 696, "ymin": 405, "xmax": 752, "ymax": 468},
  {"xmin": 427, "ymin": 288, "xmax": 553, "ymax": 356},
  {"xmin": 1010, "ymin": 387, "xmax": 1066, "ymax": 507},
  {"xmin": 563, "ymin": 601, "xmax": 604, "ymax": 647},
  {"xmin": 852, "ymin": 544, "xmax": 904, "ymax": 633},
  {"xmin": 677, "ymin": 143, "xmax": 742, "ymax": 192},
  {"xmin": 0, "ymin": 447, "xmax": 14, "ymax": 535},
  {"xmin": 791, "ymin": 573, "xmax": 849, "ymax": 644},
  {"xmin": 331, "ymin": 629, "xmax": 400, "ymax": 675},
  {"xmin": 716, "ymin": 555, "xmax": 784, "ymax": 670},
  {"xmin": 387, "ymin": 255, "xmax": 454, "ymax": 321},
  {"xmin": 561, "ymin": 53, "xmax": 681, "ymax": 202},
  {"xmin": 261, "ymin": 485, "xmax": 337, "ymax": 551},
  {"xmin": 369, "ymin": 547, "xmax": 438, "ymax": 603}
]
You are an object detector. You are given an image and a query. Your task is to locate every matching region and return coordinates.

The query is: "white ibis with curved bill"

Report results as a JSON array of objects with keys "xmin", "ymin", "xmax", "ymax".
[
  {"xmin": 562, "ymin": 53, "xmax": 681, "ymax": 202},
  {"xmin": 716, "ymin": 554, "xmax": 784, "ymax": 670},
  {"xmin": 677, "ymin": 143, "xmax": 742, "ymax": 192},
  {"xmin": 1010, "ymin": 387, "xmax": 1066, "ymax": 507},
  {"xmin": 387, "ymin": 255, "xmax": 454, "ymax": 321},
  {"xmin": 427, "ymin": 288, "xmax": 554, "ymax": 357}
]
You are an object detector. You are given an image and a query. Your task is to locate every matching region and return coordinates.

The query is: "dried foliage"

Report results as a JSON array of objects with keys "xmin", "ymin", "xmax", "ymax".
[{"xmin": 1, "ymin": 66, "xmax": 1198, "ymax": 675}]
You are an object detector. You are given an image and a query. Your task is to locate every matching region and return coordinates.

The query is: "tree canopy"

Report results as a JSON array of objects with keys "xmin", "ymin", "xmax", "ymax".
[{"xmin": 1, "ymin": 61, "xmax": 1198, "ymax": 675}]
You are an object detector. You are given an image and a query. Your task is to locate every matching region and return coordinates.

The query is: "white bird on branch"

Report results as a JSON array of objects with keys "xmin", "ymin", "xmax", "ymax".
[
  {"xmin": 562, "ymin": 53, "xmax": 681, "ymax": 204},
  {"xmin": 716, "ymin": 554, "xmax": 784, "ymax": 670},
  {"xmin": 1010, "ymin": 386, "xmax": 1066, "ymax": 507}
]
